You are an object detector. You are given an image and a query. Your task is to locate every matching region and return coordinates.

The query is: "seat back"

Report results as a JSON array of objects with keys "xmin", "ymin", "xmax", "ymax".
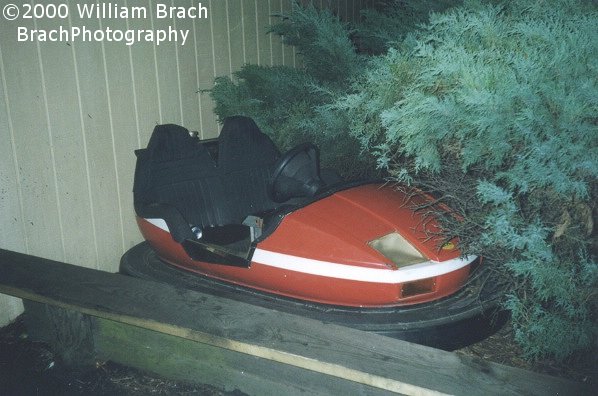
[
  {"xmin": 217, "ymin": 116, "xmax": 281, "ymax": 221},
  {"xmin": 134, "ymin": 124, "xmax": 234, "ymax": 228}
]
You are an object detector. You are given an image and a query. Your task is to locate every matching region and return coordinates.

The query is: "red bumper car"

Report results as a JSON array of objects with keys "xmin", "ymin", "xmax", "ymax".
[{"xmin": 121, "ymin": 116, "xmax": 506, "ymax": 349}]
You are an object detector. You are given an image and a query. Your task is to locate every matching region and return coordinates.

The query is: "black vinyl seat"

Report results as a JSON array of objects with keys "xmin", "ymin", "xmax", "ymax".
[
  {"xmin": 218, "ymin": 116, "xmax": 281, "ymax": 222},
  {"xmin": 133, "ymin": 118, "xmax": 281, "ymax": 243}
]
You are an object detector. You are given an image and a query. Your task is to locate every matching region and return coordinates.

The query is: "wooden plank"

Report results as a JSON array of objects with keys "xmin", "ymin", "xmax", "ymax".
[
  {"xmin": 23, "ymin": 301, "xmax": 389, "ymax": 395},
  {"xmin": 95, "ymin": 317, "xmax": 390, "ymax": 395},
  {"xmin": 0, "ymin": 249, "xmax": 590, "ymax": 396}
]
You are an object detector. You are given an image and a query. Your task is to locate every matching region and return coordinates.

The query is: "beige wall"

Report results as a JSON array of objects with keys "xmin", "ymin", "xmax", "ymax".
[{"xmin": 0, "ymin": 0, "xmax": 371, "ymax": 326}]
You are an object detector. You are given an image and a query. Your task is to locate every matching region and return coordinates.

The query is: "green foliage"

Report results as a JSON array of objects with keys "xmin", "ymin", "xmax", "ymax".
[
  {"xmin": 209, "ymin": 1, "xmax": 464, "ymax": 177},
  {"xmin": 269, "ymin": 2, "xmax": 361, "ymax": 84},
  {"xmin": 210, "ymin": 2, "xmax": 378, "ymax": 177},
  {"xmin": 354, "ymin": 0, "xmax": 463, "ymax": 54},
  {"xmin": 338, "ymin": 0, "xmax": 598, "ymax": 360},
  {"xmin": 211, "ymin": 65, "xmax": 320, "ymax": 137},
  {"xmin": 210, "ymin": 61, "xmax": 366, "ymax": 175},
  {"xmin": 212, "ymin": 0, "xmax": 468, "ymax": 177}
]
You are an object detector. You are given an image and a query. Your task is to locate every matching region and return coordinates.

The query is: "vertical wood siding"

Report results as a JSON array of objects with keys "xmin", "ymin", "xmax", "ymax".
[{"xmin": 0, "ymin": 0, "xmax": 370, "ymax": 325}]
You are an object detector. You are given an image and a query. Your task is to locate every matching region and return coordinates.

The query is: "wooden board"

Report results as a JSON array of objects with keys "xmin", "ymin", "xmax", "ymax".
[
  {"xmin": 0, "ymin": 248, "xmax": 591, "ymax": 395},
  {"xmin": 23, "ymin": 301, "xmax": 388, "ymax": 396},
  {"xmin": 95, "ymin": 316, "xmax": 392, "ymax": 395}
]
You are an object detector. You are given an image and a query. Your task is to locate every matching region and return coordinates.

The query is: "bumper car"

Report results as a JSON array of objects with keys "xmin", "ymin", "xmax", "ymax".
[{"xmin": 121, "ymin": 116, "xmax": 506, "ymax": 349}]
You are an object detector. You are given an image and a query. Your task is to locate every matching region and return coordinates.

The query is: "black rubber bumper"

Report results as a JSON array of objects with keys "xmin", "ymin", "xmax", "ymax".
[{"xmin": 120, "ymin": 242, "xmax": 508, "ymax": 350}]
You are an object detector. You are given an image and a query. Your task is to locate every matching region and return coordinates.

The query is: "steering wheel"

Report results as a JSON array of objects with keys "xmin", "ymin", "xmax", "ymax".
[{"xmin": 268, "ymin": 143, "xmax": 319, "ymax": 203}]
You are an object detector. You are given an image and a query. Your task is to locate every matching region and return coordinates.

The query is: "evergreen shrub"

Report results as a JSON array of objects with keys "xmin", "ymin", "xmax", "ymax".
[
  {"xmin": 338, "ymin": 0, "xmax": 598, "ymax": 360},
  {"xmin": 354, "ymin": 0, "xmax": 461, "ymax": 54},
  {"xmin": 209, "ymin": 1, "xmax": 455, "ymax": 177},
  {"xmin": 209, "ymin": 3, "xmax": 368, "ymax": 176}
]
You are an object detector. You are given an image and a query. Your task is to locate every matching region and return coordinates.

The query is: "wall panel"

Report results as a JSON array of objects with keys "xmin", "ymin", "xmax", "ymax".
[
  {"xmin": 268, "ymin": 0, "xmax": 284, "ymax": 65},
  {"xmin": 36, "ymin": 12, "xmax": 98, "ymax": 268},
  {"xmin": 127, "ymin": 0, "xmax": 162, "ymax": 142},
  {"xmin": 192, "ymin": 1, "xmax": 218, "ymax": 137},
  {"xmin": 0, "ymin": 0, "xmax": 373, "ymax": 325},
  {"xmin": 177, "ymin": 1, "xmax": 203, "ymax": 133},
  {"xmin": 0, "ymin": 39, "xmax": 26, "ymax": 327},
  {"xmin": 255, "ymin": 0, "xmax": 271, "ymax": 65},
  {"xmin": 280, "ymin": 0, "xmax": 295, "ymax": 66},
  {"xmin": 0, "ymin": 34, "xmax": 27, "ymax": 256},
  {"xmin": 70, "ymin": 3, "xmax": 122, "ymax": 270},
  {"xmin": 0, "ymin": 13, "xmax": 63, "ymax": 262},
  {"xmin": 210, "ymin": 0, "xmax": 232, "ymax": 76},
  {"xmin": 227, "ymin": 0, "xmax": 246, "ymax": 70},
  {"xmin": 101, "ymin": 14, "xmax": 144, "ymax": 256},
  {"xmin": 242, "ymin": 0, "xmax": 259, "ymax": 65},
  {"xmin": 151, "ymin": 0, "xmax": 183, "ymax": 125}
]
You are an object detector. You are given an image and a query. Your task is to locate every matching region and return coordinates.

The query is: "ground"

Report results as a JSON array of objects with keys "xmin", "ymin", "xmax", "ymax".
[{"xmin": 1, "ymin": 315, "xmax": 596, "ymax": 395}]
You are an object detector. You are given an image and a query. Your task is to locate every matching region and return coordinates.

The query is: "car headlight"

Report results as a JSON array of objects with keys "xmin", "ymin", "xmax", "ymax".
[{"xmin": 368, "ymin": 232, "xmax": 427, "ymax": 268}]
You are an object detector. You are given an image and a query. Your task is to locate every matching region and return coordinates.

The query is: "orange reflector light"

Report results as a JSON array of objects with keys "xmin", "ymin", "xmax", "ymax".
[{"xmin": 441, "ymin": 241, "xmax": 456, "ymax": 250}]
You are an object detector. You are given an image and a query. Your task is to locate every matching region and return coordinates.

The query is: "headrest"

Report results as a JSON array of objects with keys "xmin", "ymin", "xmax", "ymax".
[
  {"xmin": 218, "ymin": 116, "xmax": 279, "ymax": 173},
  {"xmin": 147, "ymin": 124, "xmax": 200, "ymax": 162}
]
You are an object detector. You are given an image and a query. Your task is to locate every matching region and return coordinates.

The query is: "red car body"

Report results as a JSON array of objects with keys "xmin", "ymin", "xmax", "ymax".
[{"xmin": 137, "ymin": 183, "xmax": 475, "ymax": 307}]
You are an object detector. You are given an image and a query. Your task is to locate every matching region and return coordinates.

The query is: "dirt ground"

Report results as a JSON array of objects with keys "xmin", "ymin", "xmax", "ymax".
[{"xmin": 1, "ymin": 315, "xmax": 596, "ymax": 395}]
